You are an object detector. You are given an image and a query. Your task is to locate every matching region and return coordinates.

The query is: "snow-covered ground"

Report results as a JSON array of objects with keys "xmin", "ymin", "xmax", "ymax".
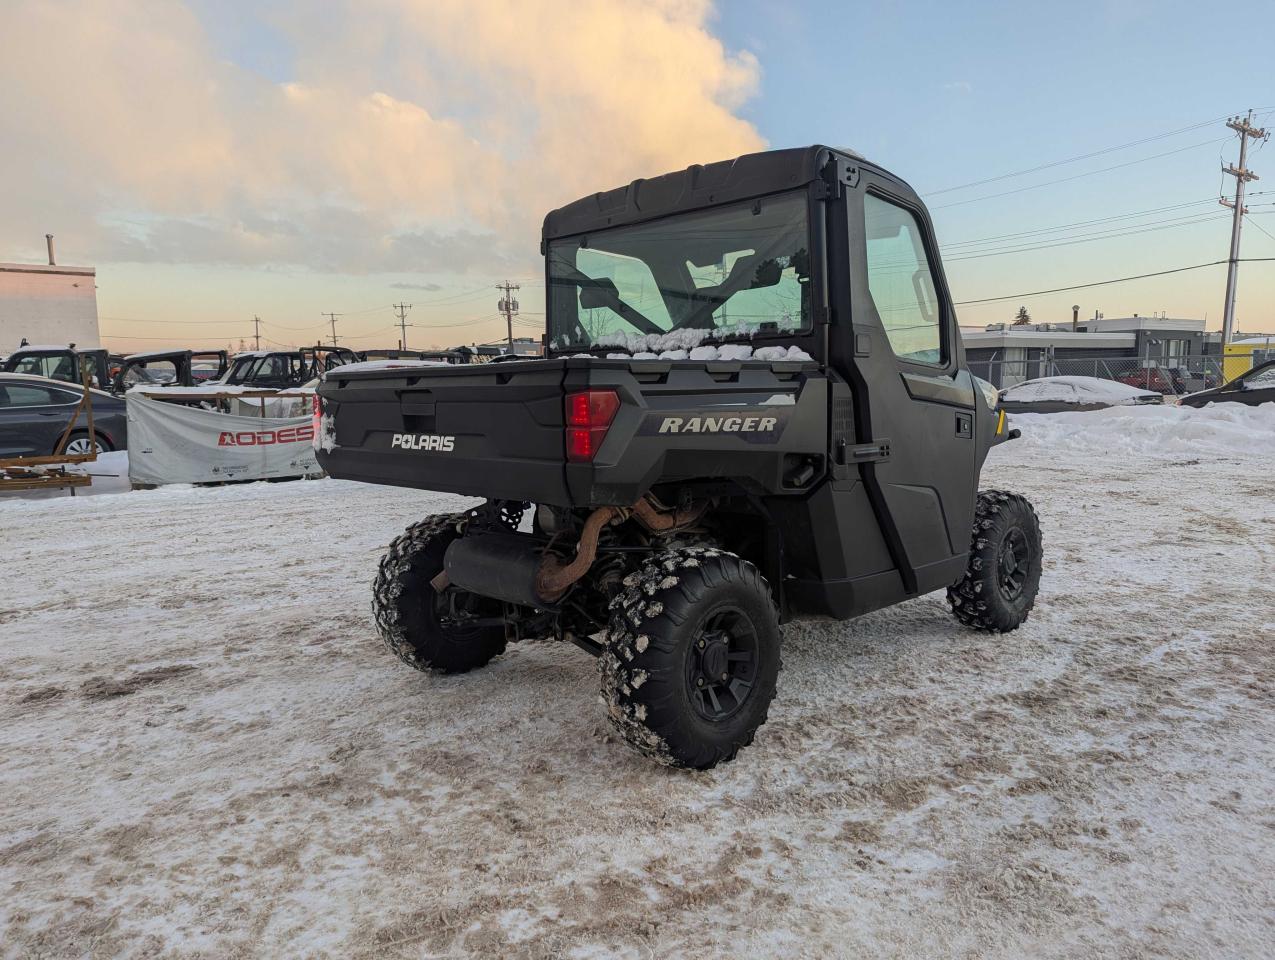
[{"xmin": 2, "ymin": 404, "xmax": 1273, "ymax": 958}]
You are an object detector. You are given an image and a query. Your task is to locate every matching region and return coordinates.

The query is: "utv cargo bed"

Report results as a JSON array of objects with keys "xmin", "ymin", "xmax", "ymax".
[{"xmin": 317, "ymin": 356, "xmax": 822, "ymax": 508}]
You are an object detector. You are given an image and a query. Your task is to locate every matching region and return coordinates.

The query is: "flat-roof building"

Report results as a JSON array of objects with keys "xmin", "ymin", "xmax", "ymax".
[
  {"xmin": 0, "ymin": 254, "xmax": 100, "ymax": 354},
  {"xmin": 962, "ymin": 316, "xmax": 1210, "ymax": 388}
]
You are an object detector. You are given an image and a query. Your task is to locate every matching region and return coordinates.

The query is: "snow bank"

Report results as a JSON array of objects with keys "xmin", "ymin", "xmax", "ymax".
[
  {"xmin": 1002, "ymin": 376, "xmax": 1159, "ymax": 405},
  {"xmin": 1009, "ymin": 400, "xmax": 1275, "ymax": 458}
]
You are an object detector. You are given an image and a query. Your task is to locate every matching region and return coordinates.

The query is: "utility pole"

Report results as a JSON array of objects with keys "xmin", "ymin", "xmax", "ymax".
[
  {"xmin": 392, "ymin": 302, "xmax": 413, "ymax": 350},
  {"xmin": 1219, "ymin": 109, "xmax": 1269, "ymax": 349},
  {"xmin": 252, "ymin": 315, "xmax": 262, "ymax": 350},
  {"xmin": 322, "ymin": 312, "xmax": 342, "ymax": 347},
  {"xmin": 496, "ymin": 281, "xmax": 520, "ymax": 353}
]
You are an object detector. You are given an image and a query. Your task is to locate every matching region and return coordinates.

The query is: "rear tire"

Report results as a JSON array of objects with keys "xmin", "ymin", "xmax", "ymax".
[
  {"xmin": 600, "ymin": 547, "xmax": 780, "ymax": 770},
  {"xmin": 948, "ymin": 490, "xmax": 1042, "ymax": 632},
  {"xmin": 372, "ymin": 514, "xmax": 508, "ymax": 674}
]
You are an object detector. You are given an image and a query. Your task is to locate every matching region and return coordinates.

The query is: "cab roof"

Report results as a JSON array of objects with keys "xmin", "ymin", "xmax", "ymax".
[{"xmin": 542, "ymin": 144, "xmax": 897, "ymax": 242}]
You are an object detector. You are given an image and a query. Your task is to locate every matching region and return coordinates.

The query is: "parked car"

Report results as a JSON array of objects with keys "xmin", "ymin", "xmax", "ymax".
[
  {"xmin": 1179, "ymin": 358, "xmax": 1275, "ymax": 408},
  {"xmin": 0, "ymin": 373, "xmax": 127, "ymax": 457},
  {"xmin": 1114, "ymin": 367, "xmax": 1186, "ymax": 395},
  {"xmin": 998, "ymin": 376, "xmax": 1163, "ymax": 413}
]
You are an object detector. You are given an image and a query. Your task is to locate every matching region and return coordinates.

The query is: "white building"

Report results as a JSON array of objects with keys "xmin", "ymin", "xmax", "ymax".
[{"xmin": 0, "ymin": 253, "xmax": 100, "ymax": 353}]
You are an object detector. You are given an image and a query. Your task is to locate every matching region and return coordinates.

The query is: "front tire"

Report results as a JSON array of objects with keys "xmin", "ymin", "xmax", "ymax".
[
  {"xmin": 372, "ymin": 515, "xmax": 508, "ymax": 674},
  {"xmin": 601, "ymin": 547, "xmax": 780, "ymax": 770},
  {"xmin": 948, "ymin": 490, "xmax": 1043, "ymax": 632}
]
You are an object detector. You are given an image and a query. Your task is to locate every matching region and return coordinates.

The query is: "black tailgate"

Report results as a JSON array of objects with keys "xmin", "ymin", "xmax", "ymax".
[{"xmin": 316, "ymin": 361, "xmax": 571, "ymax": 504}]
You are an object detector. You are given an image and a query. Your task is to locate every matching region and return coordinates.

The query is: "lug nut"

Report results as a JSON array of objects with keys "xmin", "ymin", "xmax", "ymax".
[
  {"xmin": 696, "ymin": 676, "xmax": 705, "ymax": 687},
  {"xmin": 697, "ymin": 639, "xmax": 705, "ymax": 649},
  {"xmin": 720, "ymin": 673, "xmax": 728, "ymax": 681}
]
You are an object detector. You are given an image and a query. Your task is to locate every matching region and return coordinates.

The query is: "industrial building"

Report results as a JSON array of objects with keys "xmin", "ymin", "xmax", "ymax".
[
  {"xmin": 0, "ymin": 239, "xmax": 100, "ymax": 354},
  {"xmin": 962, "ymin": 316, "xmax": 1216, "ymax": 387}
]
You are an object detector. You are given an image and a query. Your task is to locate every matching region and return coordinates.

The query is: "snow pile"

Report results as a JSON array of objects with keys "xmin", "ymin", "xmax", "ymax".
[
  {"xmin": 1002, "ymin": 376, "xmax": 1159, "ymax": 405},
  {"xmin": 594, "ymin": 327, "xmax": 717, "ymax": 354},
  {"xmin": 591, "ymin": 319, "xmax": 802, "ymax": 356},
  {"xmin": 604, "ymin": 343, "xmax": 813, "ymax": 362},
  {"xmin": 1010, "ymin": 399, "xmax": 1275, "ymax": 458}
]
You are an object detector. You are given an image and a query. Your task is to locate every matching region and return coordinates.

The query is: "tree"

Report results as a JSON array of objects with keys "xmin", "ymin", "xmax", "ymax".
[{"xmin": 1012, "ymin": 306, "xmax": 1032, "ymax": 326}]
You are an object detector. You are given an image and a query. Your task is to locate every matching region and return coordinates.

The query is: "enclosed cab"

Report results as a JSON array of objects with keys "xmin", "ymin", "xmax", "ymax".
[
  {"xmin": 219, "ymin": 346, "xmax": 359, "ymax": 388},
  {"xmin": 316, "ymin": 146, "xmax": 1041, "ymax": 770},
  {"xmin": 2, "ymin": 345, "xmax": 112, "ymax": 391},
  {"xmin": 113, "ymin": 349, "xmax": 229, "ymax": 392}
]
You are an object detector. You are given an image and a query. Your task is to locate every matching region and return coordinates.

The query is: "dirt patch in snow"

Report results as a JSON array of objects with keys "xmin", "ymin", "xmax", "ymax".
[
  {"xmin": 2, "ymin": 409, "xmax": 1274, "ymax": 957},
  {"xmin": 79, "ymin": 664, "xmax": 198, "ymax": 701}
]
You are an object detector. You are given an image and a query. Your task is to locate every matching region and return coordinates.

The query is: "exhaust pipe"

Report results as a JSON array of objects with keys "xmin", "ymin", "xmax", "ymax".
[{"xmin": 440, "ymin": 497, "xmax": 708, "ymax": 608}]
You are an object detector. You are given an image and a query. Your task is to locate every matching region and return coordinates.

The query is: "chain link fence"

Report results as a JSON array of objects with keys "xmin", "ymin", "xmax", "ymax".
[{"xmin": 969, "ymin": 349, "xmax": 1272, "ymax": 397}]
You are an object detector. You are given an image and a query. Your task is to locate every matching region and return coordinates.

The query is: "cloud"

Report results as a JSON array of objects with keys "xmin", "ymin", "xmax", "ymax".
[
  {"xmin": 389, "ymin": 282, "xmax": 443, "ymax": 292},
  {"xmin": 0, "ymin": 0, "xmax": 764, "ymax": 276},
  {"xmin": 942, "ymin": 80, "xmax": 973, "ymax": 95}
]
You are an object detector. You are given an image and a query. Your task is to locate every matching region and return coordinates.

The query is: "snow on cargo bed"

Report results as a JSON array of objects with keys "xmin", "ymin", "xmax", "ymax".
[{"xmin": 2, "ymin": 405, "xmax": 1273, "ymax": 957}]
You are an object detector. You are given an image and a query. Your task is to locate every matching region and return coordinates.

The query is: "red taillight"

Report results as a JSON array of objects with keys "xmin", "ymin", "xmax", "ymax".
[
  {"xmin": 566, "ymin": 389, "xmax": 619, "ymax": 427},
  {"xmin": 565, "ymin": 389, "xmax": 619, "ymax": 462}
]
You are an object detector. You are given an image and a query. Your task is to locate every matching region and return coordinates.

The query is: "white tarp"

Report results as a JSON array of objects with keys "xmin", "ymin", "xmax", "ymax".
[{"xmin": 126, "ymin": 394, "xmax": 321, "ymax": 485}]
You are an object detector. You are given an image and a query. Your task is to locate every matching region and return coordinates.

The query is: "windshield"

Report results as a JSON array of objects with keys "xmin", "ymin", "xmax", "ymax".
[{"xmin": 547, "ymin": 191, "xmax": 811, "ymax": 352}]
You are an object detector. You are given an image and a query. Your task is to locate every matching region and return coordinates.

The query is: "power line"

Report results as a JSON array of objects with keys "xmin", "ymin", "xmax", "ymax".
[
  {"xmin": 1247, "ymin": 215, "xmax": 1275, "ymax": 245},
  {"xmin": 931, "ymin": 137, "xmax": 1228, "ymax": 210},
  {"xmin": 944, "ymin": 196, "xmax": 1231, "ymax": 248},
  {"xmin": 953, "ymin": 258, "xmax": 1275, "ymax": 306},
  {"xmin": 98, "ymin": 315, "xmax": 245, "ymax": 325},
  {"xmin": 927, "ymin": 114, "xmax": 1231, "ymax": 195},
  {"xmin": 945, "ymin": 212, "xmax": 1230, "ymax": 262}
]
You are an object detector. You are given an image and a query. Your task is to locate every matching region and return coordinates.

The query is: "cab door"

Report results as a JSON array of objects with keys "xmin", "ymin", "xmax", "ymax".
[{"xmin": 839, "ymin": 175, "xmax": 978, "ymax": 595}]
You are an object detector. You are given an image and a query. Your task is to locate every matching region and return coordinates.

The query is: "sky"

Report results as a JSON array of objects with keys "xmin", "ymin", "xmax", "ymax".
[{"xmin": 1, "ymin": 0, "xmax": 1273, "ymax": 353}]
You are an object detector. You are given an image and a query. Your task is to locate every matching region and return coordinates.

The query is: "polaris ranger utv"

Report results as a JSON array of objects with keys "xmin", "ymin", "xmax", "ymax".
[{"xmin": 316, "ymin": 145, "xmax": 1042, "ymax": 769}]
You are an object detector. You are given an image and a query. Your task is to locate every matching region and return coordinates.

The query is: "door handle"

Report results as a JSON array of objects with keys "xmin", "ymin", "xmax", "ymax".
[{"xmin": 955, "ymin": 413, "xmax": 973, "ymax": 438}]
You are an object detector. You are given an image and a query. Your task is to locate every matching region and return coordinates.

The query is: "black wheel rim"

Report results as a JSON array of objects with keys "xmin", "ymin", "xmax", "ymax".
[
  {"xmin": 685, "ymin": 607, "xmax": 758, "ymax": 722},
  {"xmin": 997, "ymin": 526, "xmax": 1031, "ymax": 602}
]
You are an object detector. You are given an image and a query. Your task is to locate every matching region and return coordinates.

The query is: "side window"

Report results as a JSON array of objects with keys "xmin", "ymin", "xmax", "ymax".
[
  {"xmin": 3, "ymin": 385, "xmax": 71, "ymax": 407},
  {"xmin": 863, "ymin": 193, "xmax": 944, "ymax": 365}
]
